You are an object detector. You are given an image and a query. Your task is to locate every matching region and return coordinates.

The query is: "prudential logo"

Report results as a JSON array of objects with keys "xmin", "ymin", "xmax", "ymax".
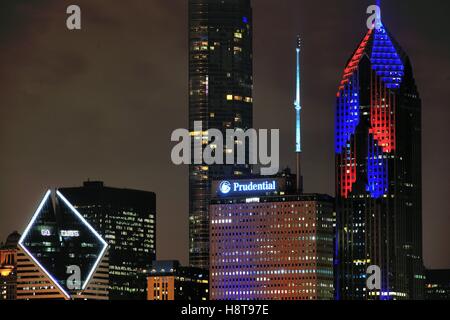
[{"xmin": 219, "ymin": 181, "xmax": 232, "ymax": 195}]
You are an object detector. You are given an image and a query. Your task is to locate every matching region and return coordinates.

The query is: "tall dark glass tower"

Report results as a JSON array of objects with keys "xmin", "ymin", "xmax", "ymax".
[
  {"xmin": 189, "ymin": 0, "xmax": 253, "ymax": 269},
  {"xmin": 335, "ymin": 20, "xmax": 424, "ymax": 300},
  {"xmin": 60, "ymin": 181, "xmax": 156, "ymax": 300}
]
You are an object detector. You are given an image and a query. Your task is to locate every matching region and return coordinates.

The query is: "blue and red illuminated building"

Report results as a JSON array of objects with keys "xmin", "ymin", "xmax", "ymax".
[{"xmin": 335, "ymin": 21, "xmax": 424, "ymax": 300}]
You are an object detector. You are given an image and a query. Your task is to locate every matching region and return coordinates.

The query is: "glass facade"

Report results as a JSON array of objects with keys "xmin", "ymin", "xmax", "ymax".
[
  {"xmin": 189, "ymin": 0, "xmax": 254, "ymax": 270},
  {"xmin": 60, "ymin": 181, "xmax": 156, "ymax": 300}
]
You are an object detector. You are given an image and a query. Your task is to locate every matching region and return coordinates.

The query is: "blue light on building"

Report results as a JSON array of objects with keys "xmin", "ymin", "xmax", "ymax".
[
  {"xmin": 366, "ymin": 135, "xmax": 388, "ymax": 199},
  {"xmin": 335, "ymin": 73, "xmax": 360, "ymax": 154},
  {"xmin": 371, "ymin": 24, "xmax": 405, "ymax": 89}
]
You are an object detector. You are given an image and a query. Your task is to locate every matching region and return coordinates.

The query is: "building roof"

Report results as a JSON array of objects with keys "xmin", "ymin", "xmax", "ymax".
[
  {"xmin": 337, "ymin": 23, "xmax": 406, "ymax": 96},
  {"xmin": 2, "ymin": 231, "xmax": 20, "ymax": 249}
]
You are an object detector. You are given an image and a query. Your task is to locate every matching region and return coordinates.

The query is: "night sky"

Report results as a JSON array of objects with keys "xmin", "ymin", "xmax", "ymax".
[{"xmin": 0, "ymin": 0, "xmax": 449, "ymax": 268}]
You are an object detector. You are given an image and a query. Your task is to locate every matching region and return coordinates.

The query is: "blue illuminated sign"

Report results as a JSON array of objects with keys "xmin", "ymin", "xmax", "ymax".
[{"xmin": 218, "ymin": 180, "xmax": 277, "ymax": 196}]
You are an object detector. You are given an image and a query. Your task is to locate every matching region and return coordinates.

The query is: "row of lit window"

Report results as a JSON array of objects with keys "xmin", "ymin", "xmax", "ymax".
[
  {"xmin": 211, "ymin": 269, "xmax": 321, "ymax": 276},
  {"xmin": 212, "ymin": 282, "xmax": 318, "ymax": 289},
  {"xmin": 226, "ymin": 95, "xmax": 252, "ymax": 103},
  {"xmin": 214, "ymin": 289, "xmax": 318, "ymax": 296}
]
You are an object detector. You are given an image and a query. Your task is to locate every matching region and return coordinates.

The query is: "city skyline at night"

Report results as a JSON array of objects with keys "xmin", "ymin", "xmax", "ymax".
[{"xmin": 0, "ymin": 0, "xmax": 449, "ymax": 281}]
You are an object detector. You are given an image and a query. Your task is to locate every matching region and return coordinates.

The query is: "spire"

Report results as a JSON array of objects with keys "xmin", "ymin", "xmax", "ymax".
[
  {"xmin": 294, "ymin": 35, "xmax": 303, "ymax": 193},
  {"xmin": 295, "ymin": 35, "xmax": 302, "ymax": 151}
]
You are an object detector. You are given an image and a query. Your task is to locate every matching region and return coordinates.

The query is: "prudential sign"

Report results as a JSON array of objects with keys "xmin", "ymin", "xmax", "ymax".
[{"xmin": 217, "ymin": 179, "xmax": 278, "ymax": 197}]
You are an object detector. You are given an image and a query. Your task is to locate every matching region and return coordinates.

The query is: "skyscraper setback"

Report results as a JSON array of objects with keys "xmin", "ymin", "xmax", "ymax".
[
  {"xmin": 188, "ymin": 0, "xmax": 254, "ymax": 269},
  {"xmin": 335, "ymin": 20, "xmax": 424, "ymax": 299}
]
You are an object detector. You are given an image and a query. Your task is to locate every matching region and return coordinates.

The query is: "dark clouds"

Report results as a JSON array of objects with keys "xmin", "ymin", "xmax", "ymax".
[{"xmin": 0, "ymin": 0, "xmax": 449, "ymax": 268}]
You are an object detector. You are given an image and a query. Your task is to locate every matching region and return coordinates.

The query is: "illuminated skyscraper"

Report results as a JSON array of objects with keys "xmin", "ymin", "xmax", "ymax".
[
  {"xmin": 189, "ymin": 0, "xmax": 253, "ymax": 269},
  {"xmin": 60, "ymin": 181, "xmax": 156, "ymax": 300},
  {"xmin": 335, "ymin": 18, "xmax": 424, "ymax": 299},
  {"xmin": 209, "ymin": 177, "xmax": 334, "ymax": 300},
  {"xmin": 17, "ymin": 190, "xmax": 109, "ymax": 300}
]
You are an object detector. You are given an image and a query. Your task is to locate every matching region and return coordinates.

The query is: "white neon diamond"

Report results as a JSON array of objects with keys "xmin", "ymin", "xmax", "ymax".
[{"xmin": 19, "ymin": 189, "xmax": 109, "ymax": 298}]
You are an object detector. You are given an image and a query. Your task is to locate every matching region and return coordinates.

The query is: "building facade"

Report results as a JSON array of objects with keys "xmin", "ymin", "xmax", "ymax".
[
  {"xmin": 209, "ymin": 177, "xmax": 334, "ymax": 300},
  {"xmin": 189, "ymin": 0, "xmax": 254, "ymax": 269},
  {"xmin": 147, "ymin": 261, "xmax": 208, "ymax": 301},
  {"xmin": 60, "ymin": 181, "xmax": 156, "ymax": 300},
  {"xmin": 0, "ymin": 231, "xmax": 20, "ymax": 300},
  {"xmin": 425, "ymin": 269, "xmax": 450, "ymax": 300},
  {"xmin": 335, "ymin": 21, "xmax": 424, "ymax": 299},
  {"xmin": 17, "ymin": 190, "xmax": 109, "ymax": 300}
]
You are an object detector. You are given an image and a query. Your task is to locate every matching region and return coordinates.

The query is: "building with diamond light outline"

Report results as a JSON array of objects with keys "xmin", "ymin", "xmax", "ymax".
[{"xmin": 17, "ymin": 190, "xmax": 109, "ymax": 300}]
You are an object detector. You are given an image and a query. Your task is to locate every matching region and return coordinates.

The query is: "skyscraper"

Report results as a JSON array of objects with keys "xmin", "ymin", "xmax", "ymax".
[
  {"xmin": 60, "ymin": 181, "xmax": 156, "ymax": 300},
  {"xmin": 335, "ymin": 18, "xmax": 423, "ymax": 299},
  {"xmin": 209, "ymin": 177, "xmax": 334, "ymax": 300},
  {"xmin": 17, "ymin": 190, "xmax": 109, "ymax": 300},
  {"xmin": 189, "ymin": 0, "xmax": 254, "ymax": 269}
]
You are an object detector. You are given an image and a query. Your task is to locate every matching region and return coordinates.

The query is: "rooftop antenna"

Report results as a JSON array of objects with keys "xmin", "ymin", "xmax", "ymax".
[{"xmin": 294, "ymin": 35, "xmax": 303, "ymax": 193}]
